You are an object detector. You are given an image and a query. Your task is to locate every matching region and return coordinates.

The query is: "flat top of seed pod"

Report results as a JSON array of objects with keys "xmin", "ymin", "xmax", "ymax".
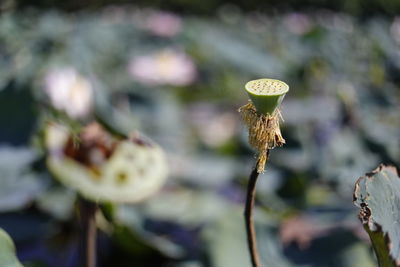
[{"xmin": 245, "ymin": 79, "xmax": 289, "ymax": 96}]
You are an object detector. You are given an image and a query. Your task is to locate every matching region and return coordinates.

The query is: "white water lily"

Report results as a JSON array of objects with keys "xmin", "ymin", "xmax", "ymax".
[
  {"xmin": 128, "ymin": 48, "xmax": 196, "ymax": 86},
  {"xmin": 44, "ymin": 67, "xmax": 93, "ymax": 119}
]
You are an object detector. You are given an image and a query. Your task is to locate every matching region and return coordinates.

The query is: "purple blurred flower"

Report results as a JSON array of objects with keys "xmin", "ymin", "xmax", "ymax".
[
  {"xmin": 280, "ymin": 215, "xmax": 332, "ymax": 250},
  {"xmin": 43, "ymin": 67, "xmax": 93, "ymax": 119},
  {"xmin": 187, "ymin": 103, "xmax": 238, "ymax": 147},
  {"xmin": 128, "ymin": 49, "xmax": 197, "ymax": 86},
  {"xmin": 283, "ymin": 13, "xmax": 313, "ymax": 35},
  {"xmin": 143, "ymin": 11, "xmax": 182, "ymax": 37}
]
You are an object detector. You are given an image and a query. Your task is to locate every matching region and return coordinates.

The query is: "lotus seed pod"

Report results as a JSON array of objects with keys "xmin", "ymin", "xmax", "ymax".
[
  {"xmin": 245, "ymin": 79, "xmax": 289, "ymax": 115},
  {"xmin": 46, "ymin": 123, "xmax": 168, "ymax": 203}
]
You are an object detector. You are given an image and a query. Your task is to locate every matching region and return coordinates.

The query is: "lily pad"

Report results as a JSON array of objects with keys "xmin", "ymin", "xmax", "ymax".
[
  {"xmin": 0, "ymin": 146, "xmax": 46, "ymax": 212},
  {"xmin": 353, "ymin": 164, "xmax": 400, "ymax": 266},
  {"xmin": 203, "ymin": 207, "xmax": 296, "ymax": 267}
]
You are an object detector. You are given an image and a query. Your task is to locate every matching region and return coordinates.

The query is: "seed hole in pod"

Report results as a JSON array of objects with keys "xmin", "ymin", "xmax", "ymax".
[
  {"xmin": 116, "ymin": 171, "xmax": 129, "ymax": 184},
  {"xmin": 246, "ymin": 79, "xmax": 288, "ymax": 96}
]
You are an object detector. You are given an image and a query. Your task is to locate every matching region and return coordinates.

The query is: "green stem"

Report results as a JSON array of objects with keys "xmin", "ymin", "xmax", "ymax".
[
  {"xmin": 79, "ymin": 197, "xmax": 97, "ymax": 267},
  {"xmin": 244, "ymin": 166, "xmax": 261, "ymax": 267},
  {"xmin": 244, "ymin": 150, "xmax": 269, "ymax": 267}
]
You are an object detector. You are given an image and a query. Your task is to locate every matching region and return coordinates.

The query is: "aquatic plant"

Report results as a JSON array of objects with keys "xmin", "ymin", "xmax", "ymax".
[{"xmin": 239, "ymin": 78, "xmax": 289, "ymax": 267}]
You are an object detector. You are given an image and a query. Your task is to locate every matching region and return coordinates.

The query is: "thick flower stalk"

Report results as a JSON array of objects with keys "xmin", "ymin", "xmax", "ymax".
[{"xmin": 239, "ymin": 78, "xmax": 289, "ymax": 267}]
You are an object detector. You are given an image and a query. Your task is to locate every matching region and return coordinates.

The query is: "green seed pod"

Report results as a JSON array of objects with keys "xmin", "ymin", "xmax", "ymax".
[{"xmin": 245, "ymin": 79, "xmax": 289, "ymax": 115}]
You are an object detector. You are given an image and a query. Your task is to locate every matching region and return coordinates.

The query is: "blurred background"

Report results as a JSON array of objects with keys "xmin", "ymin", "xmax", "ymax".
[{"xmin": 1, "ymin": 0, "xmax": 400, "ymax": 266}]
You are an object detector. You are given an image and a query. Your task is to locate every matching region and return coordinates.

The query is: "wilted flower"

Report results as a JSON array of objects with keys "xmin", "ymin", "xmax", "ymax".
[
  {"xmin": 128, "ymin": 49, "xmax": 197, "ymax": 86},
  {"xmin": 44, "ymin": 67, "xmax": 93, "ymax": 119},
  {"xmin": 46, "ymin": 122, "xmax": 168, "ymax": 203},
  {"xmin": 142, "ymin": 11, "xmax": 182, "ymax": 37}
]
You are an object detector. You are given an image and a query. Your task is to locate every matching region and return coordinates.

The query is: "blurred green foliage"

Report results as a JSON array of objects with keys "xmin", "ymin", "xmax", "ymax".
[{"xmin": 7, "ymin": 0, "xmax": 400, "ymax": 16}]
